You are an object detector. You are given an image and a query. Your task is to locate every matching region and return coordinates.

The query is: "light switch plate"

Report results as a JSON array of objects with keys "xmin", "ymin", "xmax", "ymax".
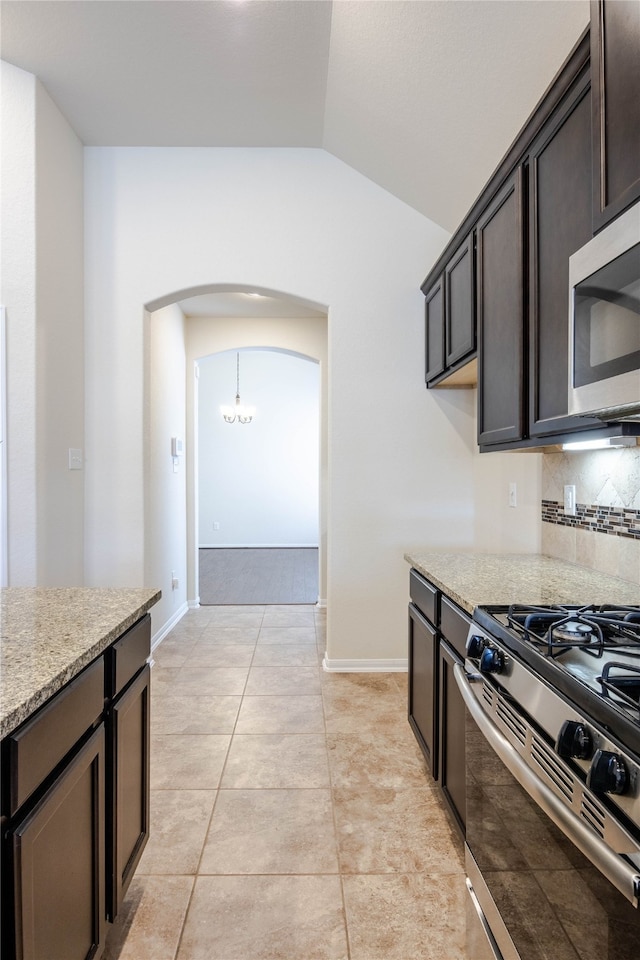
[{"xmin": 68, "ymin": 448, "xmax": 83, "ymax": 470}]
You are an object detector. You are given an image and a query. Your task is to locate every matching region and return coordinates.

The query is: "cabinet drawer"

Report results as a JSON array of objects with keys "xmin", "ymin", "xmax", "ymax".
[
  {"xmin": 5, "ymin": 658, "xmax": 104, "ymax": 818},
  {"xmin": 440, "ymin": 597, "xmax": 470, "ymax": 659},
  {"xmin": 409, "ymin": 570, "xmax": 439, "ymax": 626},
  {"xmin": 106, "ymin": 614, "xmax": 150, "ymax": 698}
]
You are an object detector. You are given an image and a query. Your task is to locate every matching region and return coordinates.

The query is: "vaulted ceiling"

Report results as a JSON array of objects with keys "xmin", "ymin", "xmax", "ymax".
[{"xmin": 1, "ymin": 0, "xmax": 589, "ymax": 233}]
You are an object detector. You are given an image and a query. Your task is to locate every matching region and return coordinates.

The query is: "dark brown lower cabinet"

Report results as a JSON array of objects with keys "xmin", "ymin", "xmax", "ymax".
[
  {"xmin": 107, "ymin": 664, "xmax": 150, "ymax": 920},
  {"xmin": 11, "ymin": 726, "xmax": 106, "ymax": 960},
  {"xmin": 408, "ymin": 572, "xmax": 468, "ymax": 835},
  {"xmin": 2, "ymin": 615, "xmax": 152, "ymax": 960},
  {"xmin": 438, "ymin": 641, "xmax": 466, "ymax": 834},
  {"xmin": 408, "ymin": 603, "xmax": 438, "ymax": 778}
]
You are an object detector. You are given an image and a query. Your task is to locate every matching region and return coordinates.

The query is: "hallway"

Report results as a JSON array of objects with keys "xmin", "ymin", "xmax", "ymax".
[{"xmin": 103, "ymin": 604, "xmax": 470, "ymax": 960}]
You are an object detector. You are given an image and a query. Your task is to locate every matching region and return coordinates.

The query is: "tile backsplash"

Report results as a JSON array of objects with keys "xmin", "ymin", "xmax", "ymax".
[{"xmin": 541, "ymin": 446, "xmax": 640, "ymax": 586}]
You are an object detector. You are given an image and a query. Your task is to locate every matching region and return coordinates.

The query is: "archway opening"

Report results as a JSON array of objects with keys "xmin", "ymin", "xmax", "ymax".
[{"xmin": 144, "ymin": 285, "xmax": 328, "ymax": 630}]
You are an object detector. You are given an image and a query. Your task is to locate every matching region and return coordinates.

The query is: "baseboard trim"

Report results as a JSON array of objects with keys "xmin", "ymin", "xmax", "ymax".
[
  {"xmin": 199, "ymin": 544, "xmax": 319, "ymax": 549},
  {"xmin": 151, "ymin": 602, "xmax": 189, "ymax": 652},
  {"xmin": 322, "ymin": 655, "xmax": 407, "ymax": 673},
  {"xmin": 316, "ymin": 598, "xmax": 326, "ymax": 609}
]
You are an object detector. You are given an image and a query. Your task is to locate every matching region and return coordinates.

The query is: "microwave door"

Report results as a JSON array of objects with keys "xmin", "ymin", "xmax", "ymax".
[{"xmin": 570, "ymin": 241, "xmax": 640, "ymax": 419}]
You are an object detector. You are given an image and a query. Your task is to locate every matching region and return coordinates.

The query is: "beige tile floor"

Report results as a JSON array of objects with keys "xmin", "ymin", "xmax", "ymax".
[{"xmin": 103, "ymin": 604, "xmax": 473, "ymax": 960}]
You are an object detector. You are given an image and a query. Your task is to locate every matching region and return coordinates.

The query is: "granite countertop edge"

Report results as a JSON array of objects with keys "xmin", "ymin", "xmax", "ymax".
[
  {"xmin": 1, "ymin": 588, "xmax": 161, "ymax": 739},
  {"xmin": 404, "ymin": 552, "xmax": 640, "ymax": 615}
]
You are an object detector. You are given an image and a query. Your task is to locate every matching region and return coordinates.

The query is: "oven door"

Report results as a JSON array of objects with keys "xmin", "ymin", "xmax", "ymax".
[{"xmin": 454, "ymin": 663, "xmax": 640, "ymax": 960}]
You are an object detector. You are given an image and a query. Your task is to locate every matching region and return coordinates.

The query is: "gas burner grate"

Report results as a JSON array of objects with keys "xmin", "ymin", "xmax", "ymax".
[
  {"xmin": 505, "ymin": 604, "xmax": 640, "ymax": 660},
  {"xmin": 598, "ymin": 661, "xmax": 640, "ymax": 713}
]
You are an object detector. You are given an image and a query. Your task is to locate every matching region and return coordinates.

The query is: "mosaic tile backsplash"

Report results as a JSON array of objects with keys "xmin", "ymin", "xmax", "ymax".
[
  {"xmin": 541, "ymin": 500, "xmax": 640, "ymax": 539},
  {"xmin": 541, "ymin": 446, "xmax": 640, "ymax": 586}
]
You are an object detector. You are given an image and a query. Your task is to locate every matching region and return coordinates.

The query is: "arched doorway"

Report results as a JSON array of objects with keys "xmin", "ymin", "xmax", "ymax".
[{"xmin": 144, "ymin": 284, "xmax": 328, "ymax": 628}]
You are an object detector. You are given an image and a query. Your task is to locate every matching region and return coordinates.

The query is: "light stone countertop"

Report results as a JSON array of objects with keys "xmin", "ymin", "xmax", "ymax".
[
  {"xmin": 405, "ymin": 552, "xmax": 640, "ymax": 615},
  {"xmin": 0, "ymin": 587, "xmax": 161, "ymax": 739}
]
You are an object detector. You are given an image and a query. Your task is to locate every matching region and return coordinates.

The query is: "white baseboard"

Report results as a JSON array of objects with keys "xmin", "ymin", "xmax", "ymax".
[
  {"xmin": 322, "ymin": 655, "xmax": 407, "ymax": 673},
  {"xmin": 316, "ymin": 598, "xmax": 326, "ymax": 609},
  {"xmin": 199, "ymin": 543, "xmax": 319, "ymax": 549},
  {"xmin": 188, "ymin": 598, "xmax": 200, "ymax": 609},
  {"xmin": 151, "ymin": 602, "xmax": 189, "ymax": 652}
]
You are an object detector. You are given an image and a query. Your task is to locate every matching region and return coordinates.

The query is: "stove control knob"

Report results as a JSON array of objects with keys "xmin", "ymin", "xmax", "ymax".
[
  {"xmin": 479, "ymin": 646, "xmax": 505, "ymax": 675},
  {"xmin": 587, "ymin": 750, "xmax": 629, "ymax": 796},
  {"xmin": 556, "ymin": 721, "xmax": 593, "ymax": 760},
  {"xmin": 466, "ymin": 635, "xmax": 486, "ymax": 658}
]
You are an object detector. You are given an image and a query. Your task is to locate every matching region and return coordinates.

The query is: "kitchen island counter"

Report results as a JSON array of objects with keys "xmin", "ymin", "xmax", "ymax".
[
  {"xmin": 404, "ymin": 552, "xmax": 639, "ymax": 615},
  {"xmin": 0, "ymin": 586, "xmax": 160, "ymax": 738}
]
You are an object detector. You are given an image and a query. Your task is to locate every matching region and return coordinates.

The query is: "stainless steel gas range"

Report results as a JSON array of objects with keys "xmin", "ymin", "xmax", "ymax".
[{"xmin": 456, "ymin": 603, "xmax": 640, "ymax": 960}]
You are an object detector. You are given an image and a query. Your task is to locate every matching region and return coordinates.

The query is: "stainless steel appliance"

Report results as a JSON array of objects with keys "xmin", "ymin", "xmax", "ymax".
[
  {"xmin": 569, "ymin": 202, "xmax": 640, "ymax": 422},
  {"xmin": 455, "ymin": 604, "xmax": 640, "ymax": 960}
]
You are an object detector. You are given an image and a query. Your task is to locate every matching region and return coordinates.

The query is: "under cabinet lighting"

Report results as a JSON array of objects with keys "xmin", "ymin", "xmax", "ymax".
[{"xmin": 562, "ymin": 437, "xmax": 636, "ymax": 451}]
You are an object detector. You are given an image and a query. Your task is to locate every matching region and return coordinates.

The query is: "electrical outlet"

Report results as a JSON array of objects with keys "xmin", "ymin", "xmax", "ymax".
[
  {"xmin": 508, "ymin": 482, "xmax": 517, "ymax": 508},
  {"xmin": 213, "ymin": 521, "xmax": 220, "ymax": 531},
  {"xmin": 171, "ymin": 571, "xmax": 179, "ymax": 590},
  {"xmin": 564, "ymin": 485, "xmax": 577, "ymax": 517}
]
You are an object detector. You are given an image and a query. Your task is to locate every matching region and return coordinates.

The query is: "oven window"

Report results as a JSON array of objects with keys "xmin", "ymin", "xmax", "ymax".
[
  {"xmin": 573, "ymin": 243, "xmax": 640, "ymax": 387},
  {"xmin": 465, "ymin": 710, "xmax": 640, "ymax": 960}
]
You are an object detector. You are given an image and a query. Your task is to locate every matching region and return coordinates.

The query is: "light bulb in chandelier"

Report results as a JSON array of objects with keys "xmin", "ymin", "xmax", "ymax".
[{"xmin": 221, "ymin": 353, "xmax": 255, "ymax": 424}]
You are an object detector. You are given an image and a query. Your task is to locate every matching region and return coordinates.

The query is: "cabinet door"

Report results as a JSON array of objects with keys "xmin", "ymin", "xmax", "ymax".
[
  {"xmin": 408, "ymin": 604, "xmax": 438, "ymax": 779},
  {"xmin": 107, "ymin": 664, "xmax": 150, "ymax": 921},
  {"xmin": 529, "ymin": 70, "xmax": 602, "ymax": 437},
  {"xmin": 424, "ymin": 278, "xmax": 445, "ymax": 384},
  {"xmin": 477, "ymin": 171, "xmax": 525, "ymax": 446},
  {"xmin": 445, "ymin": 234, "xmax": 475, "ymax": 368},
  {"xmin": 591, "ymin": 0, "xmax": 640, "ymax": 231},
  {"xmin": 438, "ymin": 641, "xmax": 466, "ymax": 836},
  {"xmin": 12, "ymin": 726, "xmax": 106, "ymax": 960}
]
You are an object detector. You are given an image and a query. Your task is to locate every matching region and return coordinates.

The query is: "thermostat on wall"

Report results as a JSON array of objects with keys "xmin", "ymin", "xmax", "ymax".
[{"xmin": 171, "ymin": 437, "xmax": 184, "ymax": 457}]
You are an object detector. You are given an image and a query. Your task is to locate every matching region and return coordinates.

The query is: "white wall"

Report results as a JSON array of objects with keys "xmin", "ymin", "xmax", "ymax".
[
  {"xmin": 0, "ymin": 62, "xmax": 84, "ymax": 586},
  {"xmin": 1, "ymin": 62, "xmax": 37, "ymax": 584},
  {"xmin": 84, "ymin": 146, "xmax": 541, "ymax": 663},
  {"xmin": 35, "ymin": 79, "xmax": 85, "ymax": 585},
  {"xmin": 145, "ymin": 302, "xmax": 188, "ymax": 632},
  {"xmin": 198, "ymin": 349, "xmax": 319, "ymax": 548},
  {"xmin": 473, "ymin": 441, "xmax": 542, "ymax": 554}
]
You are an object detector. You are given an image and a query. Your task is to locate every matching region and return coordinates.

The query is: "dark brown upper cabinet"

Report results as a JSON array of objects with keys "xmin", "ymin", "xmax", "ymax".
[
  {"xmin": 445, "ymin": 234, "xmax": 476, "ymax": 369},
  {"xmin": 423, "ymin": 235, "xmax": 476, "ymax": 387},
  {"xmin": 477, "ymin": 170, "xmax": 525, "ymax": 447},
  {"xmin": 527, "ymin": 65, "xmax": 603, "ymax": 438},
  {"xmin": 424, "ymin": 277, "xmax": 445, "ymax": 384},
  {"xmin": 591, "ymin": 0, "xmax": 640, "ymax": 231}
]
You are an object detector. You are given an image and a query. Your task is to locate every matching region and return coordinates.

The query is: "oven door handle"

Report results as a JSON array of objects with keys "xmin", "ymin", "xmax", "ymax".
[{"xmin": 453, "ymin": 662, "xmax": 640, "ymax": 908}]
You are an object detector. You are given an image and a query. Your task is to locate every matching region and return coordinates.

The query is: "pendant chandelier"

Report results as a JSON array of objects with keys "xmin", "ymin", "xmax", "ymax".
[{"xmin": 221, "ymin": 352, "xmax": 255, "ymax": 424}]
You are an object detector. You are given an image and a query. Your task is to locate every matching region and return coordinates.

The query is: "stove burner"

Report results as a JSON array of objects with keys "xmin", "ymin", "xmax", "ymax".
[
  {"xmin": 505, "ymin": 604, "xmax": 640, "ymax": 661},
  {"xmin": 552, "ymin": 620, "xmax": 595, "ymax": 643}
]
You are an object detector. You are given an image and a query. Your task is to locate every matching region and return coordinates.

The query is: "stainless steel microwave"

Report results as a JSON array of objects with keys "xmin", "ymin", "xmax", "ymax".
[{"xmin": 568, "ymin": 201, "xmax": 640, "ymax": 421}]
